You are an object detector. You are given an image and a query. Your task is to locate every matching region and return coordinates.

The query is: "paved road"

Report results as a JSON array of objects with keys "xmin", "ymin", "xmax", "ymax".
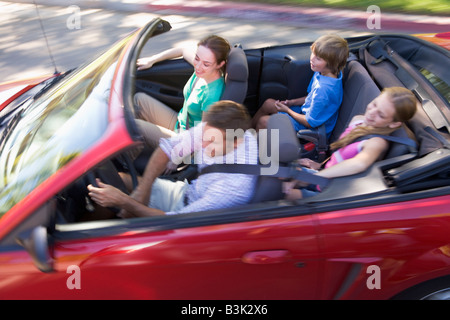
[{"xmin": 0, "ymin": 1, "xmax": 376, "ymax": 83}]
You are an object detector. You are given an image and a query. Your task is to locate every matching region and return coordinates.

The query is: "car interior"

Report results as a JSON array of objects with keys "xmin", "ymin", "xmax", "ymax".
[{"xmin": 53, "ymin": 33, "xmax": 450, "ymax": 226}]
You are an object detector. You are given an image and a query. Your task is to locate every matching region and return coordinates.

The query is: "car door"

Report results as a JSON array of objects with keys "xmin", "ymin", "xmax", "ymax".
[
  {"xmin": 0, "ymin": 203, "xmax": 322, "ymax": 299},
  {"xmin": 316, "ymin": 194, "xmax": 450, "ymax": 300},
  {"xmin": 135, "ymin": 59, "xmax": 192, "ymax": 112}
]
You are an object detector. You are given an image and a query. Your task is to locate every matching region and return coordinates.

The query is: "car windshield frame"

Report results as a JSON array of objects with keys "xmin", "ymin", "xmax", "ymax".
[{"xmin": 0, "ymin": 33, "xmax": 134, "ymax": 216}]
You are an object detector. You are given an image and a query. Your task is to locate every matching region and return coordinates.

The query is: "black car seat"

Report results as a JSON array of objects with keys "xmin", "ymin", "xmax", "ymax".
[
  {"xmin": 221, "ymin": 45, "xmax": 248, "ymax": 104},
  {"xmin": 330, "ymin": 60, "xmax": 381, "ymax": 143},
  {"xmin": 250, "ymin": 113, "xmax": 301, "ymax": 203}
]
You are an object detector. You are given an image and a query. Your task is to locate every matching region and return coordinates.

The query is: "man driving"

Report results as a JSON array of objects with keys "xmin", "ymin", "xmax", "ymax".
[{"xmin": 87, "ymin": 100, "xmax": 258, "ymax": 217}]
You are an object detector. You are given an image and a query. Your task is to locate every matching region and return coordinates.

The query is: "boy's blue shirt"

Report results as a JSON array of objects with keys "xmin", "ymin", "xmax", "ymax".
[{"xmin": 280, "ymin": 71, "xmax": 343, "ymax": 136}]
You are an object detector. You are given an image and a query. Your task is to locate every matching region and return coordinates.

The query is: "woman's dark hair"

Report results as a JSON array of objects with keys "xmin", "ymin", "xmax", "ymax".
[{"xmin": 198, "ymin": 35, "xmax": 231, "ymax": 74}]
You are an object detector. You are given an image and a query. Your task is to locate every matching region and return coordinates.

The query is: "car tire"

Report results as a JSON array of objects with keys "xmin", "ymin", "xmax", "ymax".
[{"xmin": 392, "ymin": 275, "xmax": 450, "ymax": 300}]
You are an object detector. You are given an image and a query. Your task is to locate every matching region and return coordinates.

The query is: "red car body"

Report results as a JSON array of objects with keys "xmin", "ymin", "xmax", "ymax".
[
  {"xmin": 2, "ymin": 195, "xmax": 449, "ymax": 299},
  {"xmin": 0, "ymin": 19, "xmax": 449, "ymax": 300}
]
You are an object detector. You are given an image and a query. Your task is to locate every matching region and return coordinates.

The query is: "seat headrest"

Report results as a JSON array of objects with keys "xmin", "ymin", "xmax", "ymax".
[
  {"xmin": 221, "ymin": 46, "xmax": 248, "ymax": 104},
  {"xmin": 266, "ymin": 113, "xmax": 300, "ymax": 163},
  {"xmin": 226, "ymin": 46, "xmax": 248, "ymax": 81}
]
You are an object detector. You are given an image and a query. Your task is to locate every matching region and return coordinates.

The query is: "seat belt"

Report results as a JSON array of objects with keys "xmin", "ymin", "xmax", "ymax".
[
  {"xmin": 355, "ymin": 134, "xmax": 418, "ymax": 149},
  {"xmin": 198, "ymin": 133, "xmax": 418, "ymax": 191},
  {"xmin": 199, "ymin": 163, "xmax": 330, "ymax": 189}
]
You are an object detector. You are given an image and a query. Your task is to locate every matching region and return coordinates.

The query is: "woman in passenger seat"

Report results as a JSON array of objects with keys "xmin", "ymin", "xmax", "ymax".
[
  {"xmin": 135, "ymin": 35, "xmax": 231, "ymax": 149},
  {"xmin": 283, "ymin": 87, "xmax": 417, "ymax": 199},
  {"xmin": 252, "ymin": 34, "xmax": 349, "ymax": 138}
]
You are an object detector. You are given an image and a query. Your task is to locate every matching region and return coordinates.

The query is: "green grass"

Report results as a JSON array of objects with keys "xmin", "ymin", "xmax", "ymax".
[{"xmin": 216, "ymin": 0, "xmax": 450, "ymax": 15}]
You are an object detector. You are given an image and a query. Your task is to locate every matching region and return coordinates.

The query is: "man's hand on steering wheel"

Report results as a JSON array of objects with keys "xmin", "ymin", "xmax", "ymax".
[{"xmin": 87, "ymin": 178, "xmax": 128, "ymax": 209}]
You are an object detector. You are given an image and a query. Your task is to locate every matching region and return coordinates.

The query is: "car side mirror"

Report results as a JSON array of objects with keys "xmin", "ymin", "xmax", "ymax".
[{"xmin": 16, "ymin": 226, "xmax": 54, "ymax": 273}]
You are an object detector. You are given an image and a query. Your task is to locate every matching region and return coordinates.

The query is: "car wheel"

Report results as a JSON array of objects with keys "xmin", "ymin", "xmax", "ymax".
[{"xmin": 392, "ymin": 276, "xmax": 450, "ymax": 300}]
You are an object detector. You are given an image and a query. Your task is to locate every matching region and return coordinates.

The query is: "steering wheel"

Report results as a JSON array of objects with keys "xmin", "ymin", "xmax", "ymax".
[{"xmin": 86, "ymin": 153, "xmax": 139, "ymax": 213}]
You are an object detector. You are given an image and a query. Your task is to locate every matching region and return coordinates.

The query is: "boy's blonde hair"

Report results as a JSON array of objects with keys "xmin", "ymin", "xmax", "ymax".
[
  {"xmin": 311, "ymin": 34, "xmax": 349, "ymax": 76},
  {"xmin": 330, "ymin": 87, "xmax": 417, "ymax": 151}
]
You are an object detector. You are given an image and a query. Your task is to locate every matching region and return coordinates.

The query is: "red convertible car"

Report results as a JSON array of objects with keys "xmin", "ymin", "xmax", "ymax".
[{"xmin": 0, "ymin": 18, "xmax": 449, "ymax": 300}]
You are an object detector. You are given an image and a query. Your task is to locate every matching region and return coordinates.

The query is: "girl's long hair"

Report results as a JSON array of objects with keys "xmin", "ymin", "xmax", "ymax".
[{"xmin": 330, "ymin": 87, "xmax": 417, "ymax": 151}]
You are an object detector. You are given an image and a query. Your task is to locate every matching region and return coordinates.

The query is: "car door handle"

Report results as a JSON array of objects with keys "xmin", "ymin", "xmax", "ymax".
[{"xmin": 241, "ymin": 250, "xmax": 290, "ymax": 264}]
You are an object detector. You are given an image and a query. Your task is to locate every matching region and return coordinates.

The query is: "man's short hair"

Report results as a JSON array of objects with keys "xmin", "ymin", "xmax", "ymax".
[{"xmin": 203, "ymin": 100, "xmax": 251, "ymax": 136}]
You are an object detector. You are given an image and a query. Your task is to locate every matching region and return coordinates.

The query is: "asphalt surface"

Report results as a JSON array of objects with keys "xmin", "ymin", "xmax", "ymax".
[
  {"xmin": 13, "ymin": 0, "xmax": 450, "ymax": 32},
  {"xmin": 1, "ymin": 0, "xmax": 448, "ymax": 83}
]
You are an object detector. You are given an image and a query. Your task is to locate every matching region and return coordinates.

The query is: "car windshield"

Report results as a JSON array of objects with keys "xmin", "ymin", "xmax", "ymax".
[{"xmin": 0, "ymin": 34, "xmax": 134, "ymax": 216}]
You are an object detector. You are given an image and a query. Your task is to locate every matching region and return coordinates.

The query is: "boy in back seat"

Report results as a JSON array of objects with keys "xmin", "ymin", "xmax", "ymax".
[{"xmin": 252, "ymin": 34, "xmax": 349, "ymax": 138}]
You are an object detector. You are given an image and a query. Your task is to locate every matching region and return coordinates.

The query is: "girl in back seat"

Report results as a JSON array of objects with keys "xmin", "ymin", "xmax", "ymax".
[{"xmin": 283, "ymin": 87, "xmax": 417, "ymax": 199}]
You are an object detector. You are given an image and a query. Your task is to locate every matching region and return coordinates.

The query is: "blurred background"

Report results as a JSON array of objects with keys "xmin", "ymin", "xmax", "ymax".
[
  {"xmin": 1, "ymin": 0, "xmax": 448, "ymax": 83},
  {"xmin": 225, "ymin": 0, "xmax": 449, "ymax": 15}
]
